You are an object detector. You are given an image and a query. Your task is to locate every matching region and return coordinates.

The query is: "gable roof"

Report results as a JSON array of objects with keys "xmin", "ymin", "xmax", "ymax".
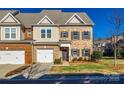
[
  {"xmin": 37, "ymin": 15, "xmax": 54, "ymax": 24},
  {"xmin": 0, "ymin": 13, "xmax": 21, "ymax": 24},
  {"xmin": 65, "ymin": 13, "xmax": 86, "ymax": 24},
  {"xmin": 0, "ymin": 10, "xmax": 94, "ymax": 27}
]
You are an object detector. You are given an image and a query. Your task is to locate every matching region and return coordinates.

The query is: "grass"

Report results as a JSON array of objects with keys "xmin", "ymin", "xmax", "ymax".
[{"xmin": 50, "ymin": 58, "xmax": 124, "ymax": 74}]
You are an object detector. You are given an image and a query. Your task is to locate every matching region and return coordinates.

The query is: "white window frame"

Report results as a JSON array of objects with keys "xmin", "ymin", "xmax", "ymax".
[
  {"xmin": 4, "ymin": 27, "xmax": 17, "ymax": 40},
  {"xmin": 40, "ymin": 28, "xmax": 52, "ymax": 38}
]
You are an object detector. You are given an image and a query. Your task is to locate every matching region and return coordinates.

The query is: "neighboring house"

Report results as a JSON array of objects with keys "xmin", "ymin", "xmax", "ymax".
[
  {"xmin": 111, "ymin": 33, "xmax": 124, "ymax": 49},
  {"xmin": 93, "ymin": 38, "xmax": 113, "ymax": 56},
  {"xmin": 0, "ymin": 10, "xmax": 94, "ymax": 64}
]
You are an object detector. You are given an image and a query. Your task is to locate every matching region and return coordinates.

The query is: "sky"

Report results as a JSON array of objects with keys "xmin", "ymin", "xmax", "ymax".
[{"xmin": 1, "ymin": 8, "xmax": 124, "ymax": 39}]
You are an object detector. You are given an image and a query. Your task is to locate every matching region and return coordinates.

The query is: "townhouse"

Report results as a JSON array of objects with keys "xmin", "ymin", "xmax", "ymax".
[{"xmin": 0, "ymin": 10, "xmax": 94, "ymax": 64}]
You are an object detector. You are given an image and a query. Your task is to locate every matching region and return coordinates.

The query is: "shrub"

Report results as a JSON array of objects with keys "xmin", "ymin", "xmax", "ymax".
[
  {"xmin": 91, "ymin": 51, "xmax": 103, "ymax": 62},
  {"xmin": 54, "ymin": 58, "xmax": 62, "ymax": 64},
  {"xmin": 72, "ymin": 58, "xmax": 78, "ymax": 62},
  {"xmin": 117, "ymin": 48, "xmax": 124, "ymax": 58},
  {"xmin": 77, "ymin": 57, "xmax": 83, "ymax": 61}
]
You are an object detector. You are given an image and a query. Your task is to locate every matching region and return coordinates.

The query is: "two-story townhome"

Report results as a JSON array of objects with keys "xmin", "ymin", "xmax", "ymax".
[{"xmin": 0, "ymin": 10, "xmax": 94, "ymax": 64}]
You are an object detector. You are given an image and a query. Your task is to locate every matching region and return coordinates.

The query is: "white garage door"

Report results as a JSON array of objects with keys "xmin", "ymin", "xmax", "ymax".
[
  {"xmin": 0, "ymin": 51, "xmax": 25, "ymax": 64},
  {"xmin": 37, "ymin": 49, "xmax": 53, "ymax": 63}
]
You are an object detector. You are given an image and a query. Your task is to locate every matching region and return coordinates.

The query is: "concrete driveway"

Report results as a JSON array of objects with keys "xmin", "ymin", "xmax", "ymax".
[{"xmin": 0, "ymin": 64, "xmax": 22, "ymax": 79}]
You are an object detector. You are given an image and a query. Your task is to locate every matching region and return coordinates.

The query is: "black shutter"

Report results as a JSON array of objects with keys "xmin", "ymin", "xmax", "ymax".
[
  {"xmin": 82, "ymin": 32, "xmax": 84, "ymax": 40},
  {"xmin": 88, "ymin": 32, "xmax": 91, "ymax": 40},
  {"xmin": 71, "ymin": 32, "xmax": 73, "ymax": 40},
  {"xmin": 77, "ymin": 49, "xmax": 80, "ymax": 56},
  {"xmin": 61, "ymin": 32, "xmax": 63, "ymax": 38},
  {"xmin": 77, "ymin": 32, "xmax": 80, "ymax": 40}
]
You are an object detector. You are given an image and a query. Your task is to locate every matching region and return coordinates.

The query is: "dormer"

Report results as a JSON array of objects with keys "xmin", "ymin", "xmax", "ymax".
[
  {"xmin": 37, "ymin": 15, "xmax": 54, "ymax": 24},
  {"xmin": 0, "ymin": 13, "xmax": 21, "ymax": 24},
  {"xmin": 65, "ymin": 13, "xmax": 86, "ymax": 24}
]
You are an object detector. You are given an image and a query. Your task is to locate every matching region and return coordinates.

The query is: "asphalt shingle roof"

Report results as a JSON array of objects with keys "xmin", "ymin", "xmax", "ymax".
[{"xmin": 0, "ymin": 10, "xmax": 94, "ymax": 27}]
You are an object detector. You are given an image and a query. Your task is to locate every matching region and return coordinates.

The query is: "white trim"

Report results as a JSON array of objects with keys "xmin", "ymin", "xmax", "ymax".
[
  {"xmin": 60, "ymin": 44, "xmax": 70, "ymax": 47},
  {"xmin": 3, "ymin": 27, "xmax": 18, "ymax": 40},
  {"xmin": 40, "ymin": 27, "xmax": 52, "ymax": 38},
  {"xmin": 0, "ymin": 13, "xmax": 21, "ymax": 24},
  {"xmin": 37, "ymin": 15, "xmax": 54, "ymax": 24},
  {"xmin": 65, "ymin": 13, "xmax": 86, "ymax": 24}
]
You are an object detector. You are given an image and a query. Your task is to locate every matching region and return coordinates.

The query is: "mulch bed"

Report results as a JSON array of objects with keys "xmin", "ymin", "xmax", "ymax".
[{"xmin": 5, "ymin": 65, "xmax": 30, "ymax": 77}]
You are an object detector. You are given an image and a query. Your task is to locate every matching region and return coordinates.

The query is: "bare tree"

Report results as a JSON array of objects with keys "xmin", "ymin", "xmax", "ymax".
[{"xmin": 108, "ymin": 11, "xmax": 124, "ymax": 66}]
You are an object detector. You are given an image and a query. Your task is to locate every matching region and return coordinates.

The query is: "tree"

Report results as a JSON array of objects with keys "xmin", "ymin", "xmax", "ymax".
[{"xmin": 108, "ymin": 11, "xmax": 124, "ymax": 66}]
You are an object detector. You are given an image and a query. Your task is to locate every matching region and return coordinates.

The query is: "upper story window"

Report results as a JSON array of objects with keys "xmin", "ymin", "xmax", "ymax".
[
  {"xmin": 41, "ymin": 29, "xmax": 46, "ymax": 38},
  {"xmin": 41, "ymin": 28, "xmax": 52, "ymax": 38},
  {"xmin": 82, "ymin": 31, "xmax": 90, "ymax": 40},
  {"xmin": 61, "ymin": 31, "xmax": 68, "ymax": 38},
  {"xmin": 47, "ymin": 29, "xmax": 51, "ymax": 38},
  {"xmin": 5, "ymin": 27, "xmax": 16, "ymax": 39},
  {"xmin": 71, "ymin": 31, "xmax": 80, "ymax": 40}
]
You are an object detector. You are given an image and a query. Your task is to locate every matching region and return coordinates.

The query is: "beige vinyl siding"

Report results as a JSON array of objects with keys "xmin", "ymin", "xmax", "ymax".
[
  {"xmin": 3, "ymin": 16, "xmax": 16, "ymax": 23},
  {"xmin": 33, "ymin": 27, "xmax": 59, "ymax": 42},
  {"xmin": 0, "ymin": 26, "xmax": 21, "ymax": 40}
]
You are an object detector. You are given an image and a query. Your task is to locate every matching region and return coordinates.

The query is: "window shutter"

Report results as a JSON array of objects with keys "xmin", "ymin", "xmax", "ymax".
[
  {"xmin": 77, "ymin": 49, "xmax": 80, "ymax": 56},
  {"xmin": 88, "ymin": 32, "xmax": 91, "ymax": 40},
  {"xmin": 82, "ymin": 49, "xmax": 84, "ymax": 56},
  {"xmin": 77, "ymin": 32, "xmax": 80, "ymax": 40},
  {"xmin": 61, "ymin": 32, "xmax": 63, "ymax": 38},
  {"xmin": 71, "ymin": 32, "xmax": 73, "ymax": 40},
  {"xmin": 82, "ymin": 32, "xmax": 84, "ymax": 40}
]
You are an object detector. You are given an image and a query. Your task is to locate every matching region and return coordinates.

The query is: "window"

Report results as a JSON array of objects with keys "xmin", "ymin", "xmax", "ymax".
[
  {"xmin": 41, "ymin": 28, "xmax": 52, "ymax": 38},
  {"xmin": 61, "ymin": 31, "xmax": 68, "ymax": 38},
  {"xmin": 82, "ymin": 49, "xmax": 90, "ymax": 56},
  {"xmin": 82, "ymin": 31, "xmax": 90, "ymax": 40},
  {"xmin": 5, "ymin": 28, "xmax": 10, "ymax": 38},
  {"xmin": 41, "ymin": 29, "xmax": 45, "ymax": 38},
  {"xmin": 71, "ymin": 49, "xmax": 80, "ymax": 57},
  {"xmin": 27, "ymin": 31, "xmax": 32, "ymax": 37},
  {"xmin": 5, "ymin": 27, "xmax": 17, "ymax": 39},
  {"xmin": 47, "ymin": 29, "xmax": 51, "ymax": 38},
  {"xmin": 11, "ymin": 28, "xmax": 16, "ymax": 38},
  {"xmin": 71, "ymin": 31, "xmax": 79, "ymax": 40}
]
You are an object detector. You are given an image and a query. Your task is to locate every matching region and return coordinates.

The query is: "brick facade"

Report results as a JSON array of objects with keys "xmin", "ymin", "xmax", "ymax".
[{"xmin": 0, "ymin": 44, "xmax": 32, "ymax": 64}]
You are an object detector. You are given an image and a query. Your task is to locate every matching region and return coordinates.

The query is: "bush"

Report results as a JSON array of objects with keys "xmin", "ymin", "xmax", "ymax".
[
  {"xmin": 54, "ymin": 58, "xmax": 62, "ymax": 64},
  {"xmin": 91, "ymin": 51, "xmax": 103, "ymax": 61},
  {"xmin": 77, "ymin": 57, "xmax": 83, "ymax": 61},
  {"xmin": 117, "ymin": 48, "xmax": 124, "ymax": 58},
  {"xmin": 72, "ymin": 58, "xmax": 78, "ymax": 62}
]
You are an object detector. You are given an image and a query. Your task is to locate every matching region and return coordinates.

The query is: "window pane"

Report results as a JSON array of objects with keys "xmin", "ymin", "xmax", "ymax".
[
  {"xmin": 82, "ymin": 31, "xmax": 90, "ymax": 40},
  {"xmin": 61, "ymin": 32, "xmax": 68, "ymax": 38},
  {"xmin": 5, "ymin": 28, "xmax": 10, "ymax": 38},
  {"xmin": 82, "ymin": 49, "xmax": 90, "ymax": 56},
  {"xmin": 47, "ymin": 29, "xmax": 51, "ymax": 38},
  {"xmin": 41, "ymin": 29, "xmax": 45, "ymax": 38},
  {"xmin": 11, "ymin": 28, "xmax": 16, "ymax": 38},
  {"xmin": 47, "ymin": 29, "xmax": 51, "ymax": 33},
  {"xmin": 71, "ymin": 49, "xmax": 79, "ymax": 57},
  {"xmin": 84, "ymin": 31, "xmax": 88, "ymax": 35},
  {"xmin": 28, "ymin": 31, "xmax": 32, "ymax": 36}
]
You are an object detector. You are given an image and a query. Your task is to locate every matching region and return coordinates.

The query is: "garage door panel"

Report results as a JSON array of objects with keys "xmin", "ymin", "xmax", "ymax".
[
  {"xmin": 37, "ymin": 49, "xmax": 53, "ymax": 63},
  {"xmin": 0, "ymin": 51, "xmax": 25, "ymax": 64}
]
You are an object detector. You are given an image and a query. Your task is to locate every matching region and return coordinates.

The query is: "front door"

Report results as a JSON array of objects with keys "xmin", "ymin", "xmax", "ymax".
[{"xmin": 62, "ymin": 51, "xmax": 68, "ymax": 61}]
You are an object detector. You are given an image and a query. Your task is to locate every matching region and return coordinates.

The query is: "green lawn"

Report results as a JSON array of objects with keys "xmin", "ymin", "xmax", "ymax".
[{"xmin": 50, "ymin": 59, "xmax": 124, "ymax": 74}]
